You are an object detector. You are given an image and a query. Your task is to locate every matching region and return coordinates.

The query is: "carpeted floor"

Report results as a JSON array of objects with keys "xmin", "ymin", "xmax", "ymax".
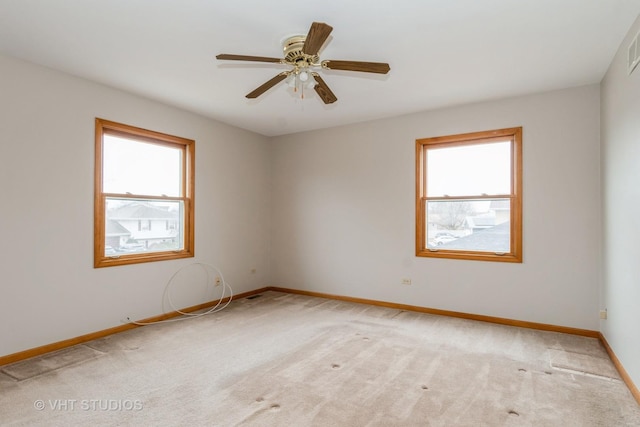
[{"xmin": 1, "ymin": 291, "xmax": 639, "ymax": 426}]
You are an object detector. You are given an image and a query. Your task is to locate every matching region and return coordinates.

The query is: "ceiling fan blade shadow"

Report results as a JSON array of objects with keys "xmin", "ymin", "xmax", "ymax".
[
  {"xmin": 322, "ymin": 60, "xmax": 390, "ymax": 74},
  {"xmin": 312, "ymin": 74, "xmax": 337, "ymax": 104},
  {"xmin": 246, "ymin": 73, "xmax": 288, "ymax": 99},
  {"xmin": 302, "ymin": 22, "xmax": 333, "ymax": 56},
  {"xmin": 216, "ymin": 54, "xmax": 283, "ymax": 63}
]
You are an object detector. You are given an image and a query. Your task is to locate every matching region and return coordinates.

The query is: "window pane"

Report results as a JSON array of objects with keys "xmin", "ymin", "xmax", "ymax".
[
  {"xmin": 426, "ymin": 199, "xmax": 510, "ymax": 253},
  {"xmin": 105, "ymin": 198, "xmax": 184, "ymax": 256},
  {"xmin": 103, "ymin": 135, "xmax": 182, "ymax": 196},
  {"xmin": 426, "ymin": 141, "xmax": 511, "ymax": 197}
]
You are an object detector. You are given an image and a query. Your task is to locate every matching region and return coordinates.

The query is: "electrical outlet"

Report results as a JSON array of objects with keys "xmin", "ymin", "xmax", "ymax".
[
  {"xmin": 401, "ymin": 278, "xmax": 412, "ymax": 285},
  {"xmin": 215, "ymin": 277, "xmax": 222, "ymax": 286},
  {"xmin": 599, "ymin": 309, "xmax": 607, "ymax": 320}
]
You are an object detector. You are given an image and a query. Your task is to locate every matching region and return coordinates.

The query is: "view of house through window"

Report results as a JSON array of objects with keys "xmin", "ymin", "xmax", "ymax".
[
  {"xmin": 95, "ymin": 119, "xmax": 195, "ymax": 267},
  {"xmin": 105, "ymin": 198, "xmax": 183, "ymax": 254},
  {"xmin": 416, "ymin": 127, "xmax": 522, "ymax": 262}
]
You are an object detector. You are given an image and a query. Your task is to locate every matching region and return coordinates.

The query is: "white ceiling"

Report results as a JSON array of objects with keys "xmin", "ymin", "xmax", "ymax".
[{"xmin": 1, "ymin": 1, "xmax": 639, "ymax": 136}]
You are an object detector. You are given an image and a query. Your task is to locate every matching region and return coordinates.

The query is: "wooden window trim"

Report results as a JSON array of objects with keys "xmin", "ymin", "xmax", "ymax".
[
  {"xmin": 94, "ymin": 118, "xmax": 195, "ymax": 268},
  {"xmin": 415, "ymin": 127, "xmax": 522, "ymax": 263}
]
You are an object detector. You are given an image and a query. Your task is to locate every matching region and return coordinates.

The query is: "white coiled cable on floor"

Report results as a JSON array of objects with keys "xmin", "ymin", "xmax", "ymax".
[{"xmin": 125, "ymin": 262, "xmax": 233, "ymax": 326}]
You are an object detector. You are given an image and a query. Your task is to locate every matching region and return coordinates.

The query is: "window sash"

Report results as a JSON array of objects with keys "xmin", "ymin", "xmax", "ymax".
[
  {"xmin": 424, "ymin": 197, "xmax": 513, "ymax": 253},
  {"xmin": 102, "ymin": 134, "xmax": 183, "ymax": 197},
  {"xmin": 425, "ymin": 140, "xmax": 512, "ymax": 198},
  {"xmin": 104, "ymin": 196, "xmax": 185, "ymax": 257}
]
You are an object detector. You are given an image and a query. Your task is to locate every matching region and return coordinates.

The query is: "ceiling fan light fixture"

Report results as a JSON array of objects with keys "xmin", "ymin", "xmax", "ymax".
[
  {"xmin": 286, "ymin": 73, "xmax": 296, "ymax": 87},
  {"xmin": 287, "ymin": 69, "xmax": 315, "ymax": 99}
]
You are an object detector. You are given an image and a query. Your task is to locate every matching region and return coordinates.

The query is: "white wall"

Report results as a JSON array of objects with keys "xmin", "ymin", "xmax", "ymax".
[
  {"xmin": 0, "ymin": 55, "xmax": 272, "ymax": 357},
  {"xmin": 601, "ymin": 15, "xmax": 640, "ymax": 390},
  {"xmin": 271, "ymin": 85, "xmax": 602, "ymax": 330},
  {"xmin": 0, "ymin": 51, "xmax": 607, "ymax": 359}
]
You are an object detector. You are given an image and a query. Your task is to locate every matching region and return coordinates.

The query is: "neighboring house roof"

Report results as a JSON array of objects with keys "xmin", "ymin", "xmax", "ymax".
[
  {"xmin": 466, "ymin": 201, "xmax": 510, "ymax": 229},
  {"xmin": 466, "ymin": 215, "xmax": 496, "ymax": 228},
  {"xmin": 106, "ymin": 219, "xmax": 130, "ymax": 236},
  {"xmin": 439, "ymin": 221, "xmax": 510, "ymax": 253},
  {"xmin": 489, "ymin": 200, "xmax": 510, "ymax": 211},
  {"xmin": 108, "ymin": 202, "xmax": 178, "ymax": 220}
]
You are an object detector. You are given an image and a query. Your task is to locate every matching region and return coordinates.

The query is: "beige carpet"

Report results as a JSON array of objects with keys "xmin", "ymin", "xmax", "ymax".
[{"xmin": 1, "ymin": 291, "xmax": 639, "ymax": 426}]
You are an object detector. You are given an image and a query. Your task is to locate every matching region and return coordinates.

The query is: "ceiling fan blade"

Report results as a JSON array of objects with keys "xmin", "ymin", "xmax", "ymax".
[
  {"xmin": 312, "ymin": 74, "xmax": 337, "ymax": 104},
  {"xmin": 322, "ymin": 60, "xmax": 390, "ymax": 74},
  {"xmin": 302, "ymin": 22, "xmax": 333, "ymax": 56},
  {"xmin": 245, "ymin": 73, "xmax": 288, "ymax": 99},
  {"xmin": 216, "ymin": 54, "xmax": 283, "ymax": 63}
]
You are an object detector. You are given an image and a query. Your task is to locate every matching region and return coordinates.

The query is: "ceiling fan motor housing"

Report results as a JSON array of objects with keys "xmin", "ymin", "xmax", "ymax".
[{"xmin": 283, "ymin": 35, "xmax": 319, "ymax": 68}]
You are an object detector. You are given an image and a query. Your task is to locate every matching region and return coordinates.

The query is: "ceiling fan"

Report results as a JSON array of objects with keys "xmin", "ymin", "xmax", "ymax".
[{"xmin": 216, "ymin": 22, "xmax": 390, "ymax": 104}]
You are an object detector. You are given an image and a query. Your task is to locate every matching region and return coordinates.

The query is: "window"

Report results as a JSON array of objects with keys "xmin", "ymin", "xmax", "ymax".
[
  {"xmin": 94, "ymin": 118, "xmax": 195, "ymax": 268},
  {"xmin": 416, "ymin": 127, "xmax": 522, "ymax": 262}
]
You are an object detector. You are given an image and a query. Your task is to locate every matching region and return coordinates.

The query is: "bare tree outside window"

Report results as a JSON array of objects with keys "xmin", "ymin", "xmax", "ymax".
[{"xmin": 429, "ymin": 201, "xmax": 476, "ymax": 230}]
